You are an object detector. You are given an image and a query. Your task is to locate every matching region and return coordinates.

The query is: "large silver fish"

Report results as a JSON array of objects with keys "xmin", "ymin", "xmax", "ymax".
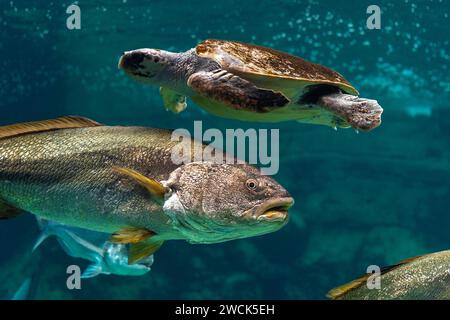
[
  {"xmin": 33, "ymin": 218, "xmax": 153, "ymax": 278},
  {"xmin": 328, "ymin": 250, "xmax": 450, "ymax": 300},
  {"xmin": 0, "ymin": 116, "xmax": 293, "ymax": 263}
]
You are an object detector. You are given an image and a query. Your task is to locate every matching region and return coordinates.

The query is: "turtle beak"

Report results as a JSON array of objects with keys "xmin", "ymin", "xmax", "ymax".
[
  {"xmin": 118, "ymin": 50, "xmax": 145, "ymax": 71},
  {"xmin": 118, "ymin": 52, "xmax": 126, "ymax": 69}
]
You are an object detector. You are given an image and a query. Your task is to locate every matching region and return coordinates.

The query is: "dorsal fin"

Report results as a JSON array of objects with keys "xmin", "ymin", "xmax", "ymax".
[
  {"xmin": 0, "ymin": 116, "xmax": 101, "ymax": 140},
  {"xmin": 327, "ymin": 255, "xmax": 424, "ymax": 300}
]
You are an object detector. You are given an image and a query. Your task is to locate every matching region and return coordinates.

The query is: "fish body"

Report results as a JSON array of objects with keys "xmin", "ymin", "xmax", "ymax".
[
  {"xmin": 34, "ymin": 218, "xmax": 152, "ymax": 277},
  {"xmin": 328, "ymin": 250, "xmax": 450, "ymax": 300},
  {"xmin": 0, "ymin": 117, "xmax": 293, "ymax": 262}
]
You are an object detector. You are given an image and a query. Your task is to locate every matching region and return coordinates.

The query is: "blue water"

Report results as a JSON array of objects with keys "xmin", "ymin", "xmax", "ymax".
[{"xmin": 0, "ymin": 0, "xmax": 449, "ymax": 299}]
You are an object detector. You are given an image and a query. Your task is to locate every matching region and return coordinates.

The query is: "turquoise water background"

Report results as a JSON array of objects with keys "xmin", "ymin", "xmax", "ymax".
[{"xmin": 0, "ymin": 0, "xmax": 449, "ymax": 299}]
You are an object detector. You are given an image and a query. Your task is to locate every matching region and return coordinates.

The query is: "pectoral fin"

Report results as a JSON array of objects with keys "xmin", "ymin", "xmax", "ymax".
[
  {"xmin": 0, "ymin": 199, "xmax": 22, "ymax": 220},
  {"xmin": 129, "ymin": 238, "xmax": 164, "ymax": 264},
  {"xmin": 112, "ymin": 166, "xmax": 168, "ymax": 199},
  {"xmin": 159, "ymin": 87, "xmax": 187, "ymax": 113},
  {"xmin": 111, "ymin": 227, "xmax": 163, "ymax": 264},
  {"xmin": 111, "ymin": 227, "xmax": 154, "ymax": 244}
]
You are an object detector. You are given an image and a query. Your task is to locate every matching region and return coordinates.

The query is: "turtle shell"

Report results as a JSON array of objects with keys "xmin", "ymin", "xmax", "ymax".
[{"xmin": 195, "ymin": 39, "xmax": 359, "ymax": 96}]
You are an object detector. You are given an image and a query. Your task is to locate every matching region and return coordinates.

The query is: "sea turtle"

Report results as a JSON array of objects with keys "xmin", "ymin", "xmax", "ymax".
[{"xmin": 119, "ymin": 39, "xmax": 383, "ymax": 131}]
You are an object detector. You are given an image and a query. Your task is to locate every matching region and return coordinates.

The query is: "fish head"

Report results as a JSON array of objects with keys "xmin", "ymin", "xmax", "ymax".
[
  {"xmin": 118, "ymin": 48, "xmax": 174, "ymax": 85},
  {"xmin": 163, "ymin": 162, "xmax": 294, "ymax": 243}
]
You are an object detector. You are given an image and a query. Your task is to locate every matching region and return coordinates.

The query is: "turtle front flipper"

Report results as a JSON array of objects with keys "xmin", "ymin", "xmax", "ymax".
[
  {"xmin": 187, "ymin": 70, "xmax": 289, "ymax": 113},
  {"xmin": 317, "ymin": 93, "xmax": 383, "ymax": 131},
  {"xmin": 159, "ymin": 87, "xmax": 187, "ymax": 113}
]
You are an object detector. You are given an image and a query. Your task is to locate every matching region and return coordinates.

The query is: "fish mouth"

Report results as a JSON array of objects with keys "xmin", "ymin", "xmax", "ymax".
[{"xmin": 249, "ymin": 197, "xmax": 294, "ymax": 222}]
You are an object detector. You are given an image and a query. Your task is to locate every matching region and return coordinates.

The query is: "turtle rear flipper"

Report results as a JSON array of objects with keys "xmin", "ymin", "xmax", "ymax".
[
  {"xmin": 187, "ymin": 70, "xmax": 289, "ymax": 113},
  {"xmin": 317, "ymin": 93, "xmax": 383, "ymax": 131}
]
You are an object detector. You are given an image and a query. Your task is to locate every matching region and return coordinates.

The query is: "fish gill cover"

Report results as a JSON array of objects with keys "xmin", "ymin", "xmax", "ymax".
[{"xmin": 0, "ymin": 0, "xmax": 449, "ymax": 299}]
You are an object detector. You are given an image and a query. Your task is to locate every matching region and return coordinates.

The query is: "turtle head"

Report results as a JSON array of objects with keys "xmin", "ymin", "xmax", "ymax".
[{"xmin": 119, "ymin": 48, "xmax": 175, "ymax": 84}]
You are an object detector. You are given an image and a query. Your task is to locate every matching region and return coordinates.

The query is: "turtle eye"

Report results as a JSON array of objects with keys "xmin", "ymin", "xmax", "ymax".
[{"xmin": 246, "ymin": 179, "xmax": 258, "ymax": 191}]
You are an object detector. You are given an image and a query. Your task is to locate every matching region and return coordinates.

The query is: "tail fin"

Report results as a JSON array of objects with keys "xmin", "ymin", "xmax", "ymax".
[
  {"xmin": 11, "ymin": 277, "xmax": 32, "ymax": 300},
  {"xmin": 32, "ymin": 218, "xmax": 54, "ymax": 252},
  {"xmin": 81, "ymin": 263, "xmax": 104, "ymax": 279}
]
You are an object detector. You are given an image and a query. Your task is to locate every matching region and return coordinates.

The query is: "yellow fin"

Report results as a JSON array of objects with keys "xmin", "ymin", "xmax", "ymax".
[
  {"xmin": 326, "ymin": 274, "xmax": 370, "ymax": 300},
  {"xmin": 129, "ymin": 238, "xmax": 164, "ymax": 264},
  {"xmin": 111, "ymin": 227, "xmax": 154, "ymax": 244},
  {"xmin": 0, "ymin": 199, "xmax": 22, "ymax": 220},
  {"xmin": 327, "ymin": 255, "xmax": 424, "ymax": 299},
  {"xmin": 112, "ymin": 166, "xmax": 167, "ymax": 198},
  {"xmin": 0, "ymin": 116, "xmax": 101, "ymax": 140}
]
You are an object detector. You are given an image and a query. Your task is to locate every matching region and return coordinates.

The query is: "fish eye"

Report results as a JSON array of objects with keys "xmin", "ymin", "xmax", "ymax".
[{"xmin": 246, "ymin": 179, "xmax": 258, "ymax": 191}]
